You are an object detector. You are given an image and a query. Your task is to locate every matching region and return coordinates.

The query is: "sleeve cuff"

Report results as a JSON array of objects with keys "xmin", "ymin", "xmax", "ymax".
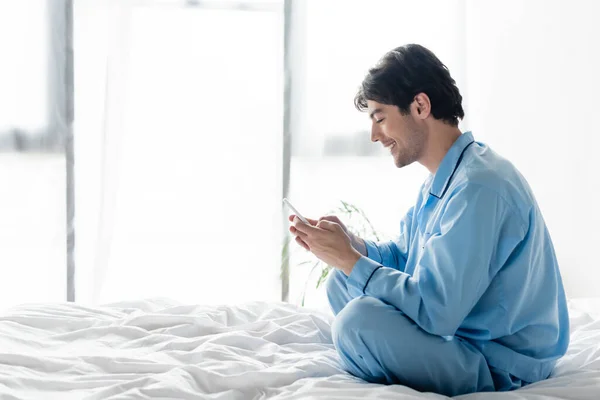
[
  {"xmin": 346, "ymin": 256, "xmax": 383, "ymax": 298},
  {"xmin": 364, "ymin": 239, "xmax": 383, "ymax": 263}
]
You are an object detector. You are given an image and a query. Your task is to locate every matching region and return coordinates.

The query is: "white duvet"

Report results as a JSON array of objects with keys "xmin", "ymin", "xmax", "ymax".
[{"xmin": 0, "ymin": 298, "xmax": 599, "ymax": 400}]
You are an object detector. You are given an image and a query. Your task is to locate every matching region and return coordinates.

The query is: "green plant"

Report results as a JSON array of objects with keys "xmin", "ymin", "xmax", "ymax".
[{"xmin": 282, "ymin": 200, "xmax": 383, "ymax": 306}]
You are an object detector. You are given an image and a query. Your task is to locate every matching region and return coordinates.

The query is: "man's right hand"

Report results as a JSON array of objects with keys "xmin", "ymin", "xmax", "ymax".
[
  {"xmin": 318, "ymin": 215, "xmax": 367, "ymax": 257},
  {"xmin": 288, "ymin": 214, "xmax": 367, "ymax": 257}
]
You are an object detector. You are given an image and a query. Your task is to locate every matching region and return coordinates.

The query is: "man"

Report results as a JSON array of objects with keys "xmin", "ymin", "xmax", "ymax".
[{"xmin": 288, "ymin": 44, "xmax": 569, "ymax": 396}]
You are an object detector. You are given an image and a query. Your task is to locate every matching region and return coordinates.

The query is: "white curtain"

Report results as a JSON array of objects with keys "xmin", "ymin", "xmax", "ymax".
[
  {"xmin": 73, "ymin": 0, "xmax": 600, "ymax": 309},
  {"xmin": 74, "ymin": 0, "xmax": 283, "ymax": 305}
]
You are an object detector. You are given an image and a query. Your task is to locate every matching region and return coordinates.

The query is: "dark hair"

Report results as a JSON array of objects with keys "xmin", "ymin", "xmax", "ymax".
[{"xmin": 354, "ymin": 44, "xmax": 464, "ymax": 126}]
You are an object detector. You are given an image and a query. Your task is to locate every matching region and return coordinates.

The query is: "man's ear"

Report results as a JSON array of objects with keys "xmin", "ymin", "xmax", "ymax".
[{"xmin": 412, "ymin": 93, "xmax": 431, "ymax": 120}]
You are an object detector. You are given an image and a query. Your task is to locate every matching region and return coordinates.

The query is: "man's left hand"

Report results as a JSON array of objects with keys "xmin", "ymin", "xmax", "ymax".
[{"xmin": 291, "ymin": 217, "xmax": 362, "ymax": 276}]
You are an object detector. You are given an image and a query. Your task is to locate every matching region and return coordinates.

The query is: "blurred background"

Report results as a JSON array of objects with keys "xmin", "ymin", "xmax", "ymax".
[{"xmin": 1, "ymin": 0, "xmax": 598, "ymax": 310}]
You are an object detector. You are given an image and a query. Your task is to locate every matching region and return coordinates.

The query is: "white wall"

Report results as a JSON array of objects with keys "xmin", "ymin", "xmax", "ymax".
[{"xmin": 465, "ymin": 0, "xmax": 600, "ymax": 298}]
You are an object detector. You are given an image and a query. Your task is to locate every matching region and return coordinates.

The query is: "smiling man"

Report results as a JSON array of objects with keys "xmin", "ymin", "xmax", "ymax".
[{"xmin": 289, "ymin": 44, "xmax": 569, "ymax": 396}]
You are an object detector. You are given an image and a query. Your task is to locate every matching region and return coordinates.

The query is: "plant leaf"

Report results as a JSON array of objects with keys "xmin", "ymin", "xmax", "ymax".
[{"xmin": 316, "ymin": 266, "xmax": 332, "ymax": 289}]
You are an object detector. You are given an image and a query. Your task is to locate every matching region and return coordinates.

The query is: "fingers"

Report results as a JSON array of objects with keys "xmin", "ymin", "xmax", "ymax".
[
  {"xmin": 319, "ymin": 216, "xmax": 345, "ymax": 233},
  {"xmin": 288, "ymin": 216, "xmax": 312, "ymax": 251},
  {"xmin": 306, "ymin": 217, "xmax": 319, "ymax": 226},
  {"xmin": 288, "ymin": 214, "xmax": 318, "ymax": 226},
  {"xmin": 293, "ymin": 217, "xmax": 340, "ymax": 237},
  {"xmin": 289, "ymin": 225, "xmax": 308, "ymax": 238},
  {"xmin": 288, "ymin": 214, "xmax": 324, "ymax": 251},
  {"xmin": 316, "ymin": 219, "xmax": 339, "ymax": 232},
  {"xmin": 319, "ymin": 215, "xmax": 341, "ymax": 224},
  {"xmin": 295, "ymin": 236, "xmax": 310, "ymax": 251},
  {"xmin": 293, "ymin": 217, "xmax": 318, "ymax": 234}
]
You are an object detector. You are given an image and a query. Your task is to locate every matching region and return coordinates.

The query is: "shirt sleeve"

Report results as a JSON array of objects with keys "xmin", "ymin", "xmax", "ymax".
[
  {"xmin": 346, "ymin": 184, "xmax": 526, "ymax": 336},
  {"xmin": 362, "ymin": 207, "xmax": 413, "ymax": 272}
]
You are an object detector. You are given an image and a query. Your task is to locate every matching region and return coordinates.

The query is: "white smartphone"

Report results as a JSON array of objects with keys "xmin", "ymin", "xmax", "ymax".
[{"xmin": 282, "ymin": 198, "xmax": 310, "ymax": 224}]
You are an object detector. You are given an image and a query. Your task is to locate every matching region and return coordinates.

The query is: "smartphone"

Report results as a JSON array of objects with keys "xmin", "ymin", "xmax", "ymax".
[{"xmin": 282, "ymin": 198, "xmax": 310, "ymax": 224}]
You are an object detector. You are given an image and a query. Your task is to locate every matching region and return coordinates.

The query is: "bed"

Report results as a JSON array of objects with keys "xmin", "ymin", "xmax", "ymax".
[{"xmin": 0, "ymin": 298, "xmax": 599, "ymax": 399}]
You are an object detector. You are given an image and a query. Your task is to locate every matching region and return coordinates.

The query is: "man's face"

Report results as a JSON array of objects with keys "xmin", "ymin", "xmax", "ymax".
[{"xmin": 367, "ymin": 100, "xmax": 426, "ymax": 168}]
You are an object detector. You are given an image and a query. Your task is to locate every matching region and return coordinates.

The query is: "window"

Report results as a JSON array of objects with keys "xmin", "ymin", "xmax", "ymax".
[
  {"xmin": 74, "ymin": 0, "xmax": 284, "ymax": 305},
  {"xmin": 0, "ymin": 0, "xmax": 70, "ymax": 308},
  {"xmin": 0, "ymin": 0, "xmax": 68, "ymax": 150}
]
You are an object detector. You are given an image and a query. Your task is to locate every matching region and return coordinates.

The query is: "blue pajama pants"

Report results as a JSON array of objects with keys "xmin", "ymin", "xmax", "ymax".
[{"xmin": 326, "ymin": 269, "xmax": 521, "ymax": 396}]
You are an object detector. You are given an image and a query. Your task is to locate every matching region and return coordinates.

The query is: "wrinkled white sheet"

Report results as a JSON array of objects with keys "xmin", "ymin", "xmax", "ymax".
[{"xmin": 0, "ymin": 298, "xmax": 599, "ymax": 399}]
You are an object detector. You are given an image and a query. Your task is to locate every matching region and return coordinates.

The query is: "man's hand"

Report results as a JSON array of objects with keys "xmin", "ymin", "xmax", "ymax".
[
  {"xmin": 288, "ymin": 214, "xmax": 367, "ymax": 257},
  {"xmin": 317, "ymin": 215, "xmax": 367, "ymax": 257},
  {"xmin": 288, "ymin": 214, "xmax": 318, "ymax": 250},
  {"xmin": 290, "ymin": 216, "xmax": 362, "ymax": 275}
]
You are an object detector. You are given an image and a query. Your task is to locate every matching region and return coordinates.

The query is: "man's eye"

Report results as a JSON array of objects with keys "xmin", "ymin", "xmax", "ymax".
[{"xmin": 376, "ymin": 118, "xmax": 385, "ymax": 124}]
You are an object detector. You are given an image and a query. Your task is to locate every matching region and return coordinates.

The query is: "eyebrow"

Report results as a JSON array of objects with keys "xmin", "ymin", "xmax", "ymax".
[{"xmin": 369, "ymin": 108, "xmax": 383, "ymax": 120}]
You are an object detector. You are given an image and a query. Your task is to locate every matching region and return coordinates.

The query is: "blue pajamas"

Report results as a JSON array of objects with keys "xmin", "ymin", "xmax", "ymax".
[
  {"xmin": 328, "ymin": 270, "xmax": 519, "ymax": 396},
  {"xmin": 326, "ymin": 132, "xmax": 569, "ymax": 396}
]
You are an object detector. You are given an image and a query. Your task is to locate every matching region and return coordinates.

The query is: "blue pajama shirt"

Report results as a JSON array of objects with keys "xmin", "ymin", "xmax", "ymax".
[{"xmin": 327, "ymin": 131, "xmax": 569, "ymax": 396}]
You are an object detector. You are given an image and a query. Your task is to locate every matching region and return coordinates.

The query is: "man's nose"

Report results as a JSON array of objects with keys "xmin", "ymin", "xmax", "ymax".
[{"xmin": 371, "ymin": 125, "xmax": 381, "ymax": 143}]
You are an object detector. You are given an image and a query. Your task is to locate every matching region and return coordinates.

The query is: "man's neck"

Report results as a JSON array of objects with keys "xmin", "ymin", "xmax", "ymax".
[{"xmin": 419, "ymin": 124, "xmax": 463, "ymax": 174}]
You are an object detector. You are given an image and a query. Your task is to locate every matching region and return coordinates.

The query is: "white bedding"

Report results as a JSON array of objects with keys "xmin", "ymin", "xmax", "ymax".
[{"xmin": 0, "ymin": 298, "xmax": 599, "ymax": 400}]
